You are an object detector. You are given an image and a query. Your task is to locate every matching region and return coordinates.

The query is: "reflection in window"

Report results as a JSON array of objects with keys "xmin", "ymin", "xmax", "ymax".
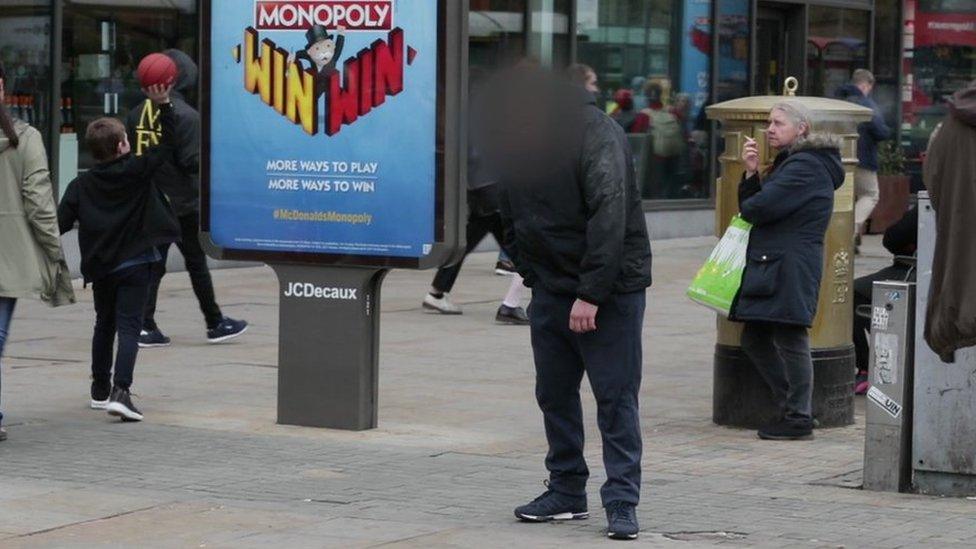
[
  {"xmin": 470, "ymin": 0, "xmax": 528, "ymax": 71},
  {"xmin": 577, "ymin": 0, "xmax": 713, "ymax": 201},
  {"xmin": 806, "ymin": 7, "xmax": 870, "ymax": 99},
  {"xmin": 0, "ymin": 2, "xmax": 52, "ymax": 151}
]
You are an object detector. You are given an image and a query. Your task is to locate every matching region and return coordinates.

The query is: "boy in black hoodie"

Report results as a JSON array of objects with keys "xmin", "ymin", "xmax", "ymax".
[{"xmin": 58, "ymin": 84, "xmax": 180, "ymax": 421}]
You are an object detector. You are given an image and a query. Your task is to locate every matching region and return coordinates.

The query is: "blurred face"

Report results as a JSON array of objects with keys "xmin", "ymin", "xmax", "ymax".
[{"xmin": 767, "ymin": 108, "xmax": 806, "ymax": 149}]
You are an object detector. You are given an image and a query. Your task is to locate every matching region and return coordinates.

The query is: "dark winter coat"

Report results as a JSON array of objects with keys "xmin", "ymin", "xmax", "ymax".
[
  {"xmin": 58, "ymin": 102, "xmax": 181, "ymax": 283},
  {"xmin": 835, "ymin": 83, "xmax": 891, "ymax": 171},
  {"xmin": 125, "ymin": 49, "xmax": 200, "ymax": 217},
  {"xmin": 731, "ymin": 134, "xmax": 846, "ymax": 327},
  {"xmin": 495, "ymin": 84, "xmax": 653, "ymax": 305},
  {"xmin": 923, "ymin": 83, "xmax": 976, "ymax": 363}
]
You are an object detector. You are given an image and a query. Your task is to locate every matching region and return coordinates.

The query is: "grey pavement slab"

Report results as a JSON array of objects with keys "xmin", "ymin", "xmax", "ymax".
[{"xmin": 1, "ymin": 234, "xmax": 973, "ymax": 548}]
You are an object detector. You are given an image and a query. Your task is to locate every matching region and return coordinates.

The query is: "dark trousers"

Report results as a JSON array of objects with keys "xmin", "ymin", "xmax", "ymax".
[
  {"xmin": 92, "ymin": 264, "xmax": 152, "ymax": 389},
  {"xmin": 529, "ymin": 288, "xmax": 645, "ymax": 506},
  {"xmin": 431, "ymin": 211, "xmax": 506, "ymax": 294},
  {"xmin": 853, "ymin": 263, "xmax": 914, "ymax": 371},
  {"xmin": 741, "ymin": 321, "xmax": 814, "ymax": 421},
  {"xmin": 144, "ymin": 212, "xmax": 222, "ymax": 331}
]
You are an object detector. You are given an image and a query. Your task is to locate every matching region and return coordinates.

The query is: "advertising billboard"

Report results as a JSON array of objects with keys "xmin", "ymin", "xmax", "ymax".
[{"xmin": 202, "ymin": 0, "xmax": 463, "ymax": 268}]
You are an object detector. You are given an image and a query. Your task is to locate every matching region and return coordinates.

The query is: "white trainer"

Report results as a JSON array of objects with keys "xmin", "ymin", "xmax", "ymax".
[{"xmin": 422, "ymin": 294, "xmax": 462, "ymax": 315}]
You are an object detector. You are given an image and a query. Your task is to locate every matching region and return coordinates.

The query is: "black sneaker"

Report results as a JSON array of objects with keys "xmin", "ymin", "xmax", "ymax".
[
  {"xmin": 138, "ymin": 328, "xmax": 171, "ymax": 348},
  {"xmin": 106, "ymin": 387, "xmax": 143, "ymax": 422},
  {"xmin": 606, "ymin": 501, "xmax": 640, "ymax": 540},
  {"xmin": 207, "ymin": 317, "xmax": 248, "ymax": 344},
  {"xmin": 496, "ymin": 304, "xmax": 529, "ymax": 325},
  {"xmin": 758, "ymin": 418, "xmax": 814, "ymax": 440},
  {"xmin": 514, "ymin": 482, "xmax": 588, "ymax": 522},
  {"xmin": 495, "ymin": 260, "xmax": 516, "ymax": 276},
  {"xmin": 90, "ymin": 378, "xmax": 112, "ymax": 410}
]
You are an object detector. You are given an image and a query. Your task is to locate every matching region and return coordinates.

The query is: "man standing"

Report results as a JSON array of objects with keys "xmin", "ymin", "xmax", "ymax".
[
  {"xmin": 485, "ymin": 68, "xmax": 652, "ymax": 541},
  {"xmin": 835, "ymin": 69, "xmax": 891, "ymax": 246},
  {"xmin": 126, "ymin": 50, "xmax": 247, "ymax": 347}
]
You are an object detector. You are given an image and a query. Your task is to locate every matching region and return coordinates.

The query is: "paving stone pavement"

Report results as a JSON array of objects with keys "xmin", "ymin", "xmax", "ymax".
[{"xmin": 1, "ymin": 235, "xmax": 974, "ymax": 548}]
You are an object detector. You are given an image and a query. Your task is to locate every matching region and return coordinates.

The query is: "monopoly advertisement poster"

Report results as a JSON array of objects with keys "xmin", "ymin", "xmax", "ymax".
[{"xmin": 208, "ymin": 0, "xmax": 438, "ymax": 258}]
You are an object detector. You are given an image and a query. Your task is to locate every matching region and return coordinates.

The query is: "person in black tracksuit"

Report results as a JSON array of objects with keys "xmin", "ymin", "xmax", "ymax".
[
  {"xmin": 58, "ymin": 84, "xmax": 181, "ymax": 422},
  {"xmin": 125, "ymin": 49, "xmax": 247, "ymax": 347},
  {"xmin": 482, "ymin": 67, "xmax": 652, "ymax": 541}
]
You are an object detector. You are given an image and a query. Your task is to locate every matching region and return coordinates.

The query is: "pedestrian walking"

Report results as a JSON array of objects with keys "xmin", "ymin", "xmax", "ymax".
[
  {"xmin": 835, "ymin": 69, "xmax": 891, "ymax": 249},
  {"xmin": 422, "ymin": 68, "xmax": 529, "ymax": 324},
  {"xmin": 0, "ymin": 62, "xmax": 75, "ymax": 441},
  {"xmin": 736, "ymin": 101, "xmax": 845, "ymax": 440},
  {"xmin": 126, "ymin": 50, "xmax": 247, "ymax": 348},
  {"xmin": 59, "ymin": 84, "xmax": 181, "ymax": 422},
  {"xmin": 483, "ymin": 66, "xmax": 652, "ymax": 541}
]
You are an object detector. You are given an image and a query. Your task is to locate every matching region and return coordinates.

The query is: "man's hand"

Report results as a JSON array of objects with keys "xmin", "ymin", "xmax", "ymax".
[
  {"xmin": 570, "ymin": 299, "xmax": 599, "ymax": 334},
  {"xmin": 742, "ymin": 136, "xmax": 759, "ymax": 178},
  {"xmin": 143, "ymin": 83, "xmax": 173, "ymax": 105}
]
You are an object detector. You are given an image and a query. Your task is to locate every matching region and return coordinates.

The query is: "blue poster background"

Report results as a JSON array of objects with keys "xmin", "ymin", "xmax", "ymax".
[
  {"xmin": 208, "ymin": 0, "xmax": 437, "ymax": 258},
  {"xmin": 680, "ymin": 0, "xmax": 712, "ymax": 124}
]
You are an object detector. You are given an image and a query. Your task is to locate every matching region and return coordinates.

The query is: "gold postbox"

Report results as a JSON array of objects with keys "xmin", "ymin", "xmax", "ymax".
[{"xmin": 706, "ymin": 78, "xmax": 873, "ymax": 428}]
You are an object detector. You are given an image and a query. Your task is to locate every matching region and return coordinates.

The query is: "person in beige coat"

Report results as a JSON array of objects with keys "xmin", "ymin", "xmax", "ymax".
[{"xmin": 0, "ymin": 62, "xmax": 74, "ymax": 441}]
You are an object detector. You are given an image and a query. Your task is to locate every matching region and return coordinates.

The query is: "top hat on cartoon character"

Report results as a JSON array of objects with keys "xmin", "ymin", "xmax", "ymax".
[{"xmin": 305, "ymin": 25, "xmax": 336, "ymax": 49}]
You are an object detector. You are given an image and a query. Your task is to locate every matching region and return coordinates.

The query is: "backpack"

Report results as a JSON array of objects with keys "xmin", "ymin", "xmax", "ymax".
[{"xmin": 643, "ymin": 108, "xmax": 685, "ymax": 157}]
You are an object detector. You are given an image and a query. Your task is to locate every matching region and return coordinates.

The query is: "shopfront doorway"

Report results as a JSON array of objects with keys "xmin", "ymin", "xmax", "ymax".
[{"xmin": 754, "ymin": 2, "xmax": 806, "ymax": 96}]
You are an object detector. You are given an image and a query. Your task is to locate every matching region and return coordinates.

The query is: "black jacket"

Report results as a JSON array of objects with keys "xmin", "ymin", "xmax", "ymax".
[
  {"xmin": 58, "ymin": 102, "xmax": 180, "ymax": 283},
  {"xmin": 732, "ymin": 134, "xmax": 845, "ymax": 327},
  {"xmin": 496, "ymin": 85, "xmax": 652, "ymax": 305},
  {"xmin": 835, "ymin": 83, "xmax": 891, "ymax": 171},
  {"xmin": 125, "ymin": 49, "xmax": 200, "ymax": 217}
]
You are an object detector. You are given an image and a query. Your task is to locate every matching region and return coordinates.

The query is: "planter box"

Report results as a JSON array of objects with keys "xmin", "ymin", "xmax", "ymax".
[{"xmin": 868, "ymin": 175, "xmax": 911, "ymax": 234}]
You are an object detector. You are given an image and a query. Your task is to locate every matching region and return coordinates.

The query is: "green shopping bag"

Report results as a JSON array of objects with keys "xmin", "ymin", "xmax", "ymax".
[{"xmin": 686, "ymin": 215, "xmax": 753, "ymax": 317}]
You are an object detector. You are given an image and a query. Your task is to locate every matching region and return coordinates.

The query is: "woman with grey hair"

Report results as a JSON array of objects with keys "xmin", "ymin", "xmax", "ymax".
[{"xmin": 732, "ymin": 100, "xmax": 845, "ymax": 440}]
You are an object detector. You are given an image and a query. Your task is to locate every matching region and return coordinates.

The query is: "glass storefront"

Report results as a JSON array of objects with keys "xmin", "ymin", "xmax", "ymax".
[
  {"xmin": 4, "ymin": 1, "xmax": 974, "ymax": 208},
  {"xmin": 899, "ymin": 0, "xmax": 976, "ymax": 186},
  {"xmin": 0, "ymin": 2, "xmax": 53, "ymax": 151},
  {"xmin": 577, "ymin": 0, "xmax": 712, "ymax": 201}
]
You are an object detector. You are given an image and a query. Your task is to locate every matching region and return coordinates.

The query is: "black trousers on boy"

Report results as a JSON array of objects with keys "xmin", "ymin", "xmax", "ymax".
[
  {"xmin": 143, "ymin": 212, "xmax": 223, "ymax": 331},
  {"xmin": 92, "ymin": 264, "xmax": 152, "ymax": 389},
  {"xmin": 528, "ymin": 288, "xmax": 646, "ymax": 506}
]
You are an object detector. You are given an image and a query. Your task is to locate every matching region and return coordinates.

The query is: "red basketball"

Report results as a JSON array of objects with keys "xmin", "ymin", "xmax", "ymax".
[{"xmin": 137, "ymin": 53, "xmax": 177, "ymax": 88}]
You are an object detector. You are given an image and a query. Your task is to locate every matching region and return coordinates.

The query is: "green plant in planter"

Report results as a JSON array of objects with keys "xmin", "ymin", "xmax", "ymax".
[{"xmin": 878, "ymin": 141, "xmax": 906, "ymax": 177}]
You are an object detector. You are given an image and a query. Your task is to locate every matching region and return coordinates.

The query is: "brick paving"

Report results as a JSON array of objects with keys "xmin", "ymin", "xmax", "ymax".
[{"xmin": 1, "ymin": 235, "xmax": 974, "ymax": 547}]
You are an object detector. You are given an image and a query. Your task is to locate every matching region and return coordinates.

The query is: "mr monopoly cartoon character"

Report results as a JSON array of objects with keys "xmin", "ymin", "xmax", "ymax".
[{"xmin": 288, "ymin": 24, "xmax": 346, "ymax": 75}]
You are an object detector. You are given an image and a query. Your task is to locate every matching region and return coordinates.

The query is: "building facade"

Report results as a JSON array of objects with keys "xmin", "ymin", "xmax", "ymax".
[{"xmin": 1, "ymin": 0, "xmax": 973, "ymax": 237}]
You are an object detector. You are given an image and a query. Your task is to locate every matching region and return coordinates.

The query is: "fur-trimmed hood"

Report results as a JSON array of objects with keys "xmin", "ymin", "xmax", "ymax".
[
  {"xmin": 788, "ymin": 132, "xmax": 845, "ymax": 190},
  {"xmin": 789, "ymin": 132, "xmax": 843, "ymax": 152}
]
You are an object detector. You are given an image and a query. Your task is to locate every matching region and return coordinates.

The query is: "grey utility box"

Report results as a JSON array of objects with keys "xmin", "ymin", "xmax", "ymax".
[
  {"xmin": 912, "ymin": 192, "xmax": 976, "ymax": 496},
  {"xmin": 863, "ymin": 281, "xmax": 916, "ymax": 492}
]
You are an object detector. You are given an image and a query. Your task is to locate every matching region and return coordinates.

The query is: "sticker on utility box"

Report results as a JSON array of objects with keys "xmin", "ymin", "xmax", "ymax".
[
  {"xmin": 872, "ymin": 306, "xmax": 890, "ymax": 330},
  {"xmin": 867, "ymin": 386, "xmax": 903, "ymax": 419},
  {"xmin": 873, "ymin": 332, "xmax": 899, "ymax": 385}
]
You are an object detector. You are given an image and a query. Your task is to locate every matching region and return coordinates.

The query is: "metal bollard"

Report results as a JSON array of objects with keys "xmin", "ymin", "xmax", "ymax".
[{"xmin": 863, "ymin": 281, "xmax": 916, "ymax": 492}]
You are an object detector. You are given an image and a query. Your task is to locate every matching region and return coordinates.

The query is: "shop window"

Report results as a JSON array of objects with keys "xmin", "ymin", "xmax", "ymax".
[
  {"xmin": 578, "ymin": 0, "xmax": 713, "ymax": 202},
  {"xmin": 470, "ymin": 0, "xmax": 528, "ymax": 71},
  {"xmin": 901, "ymin": 0, "xmax": 976, "ymax": 182},
  {"xmin": 0, "ymin": 2, "xmax": 53, "ymax": 152},
  {"xmin": 806, "ymin": 6, "xmax": 870, "ymax": 99}
]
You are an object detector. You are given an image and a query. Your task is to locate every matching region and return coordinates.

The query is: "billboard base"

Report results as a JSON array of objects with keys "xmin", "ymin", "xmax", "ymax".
[{"xmin": 270, "ymin": 264, "xmax": 389, "ymax": 430}]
